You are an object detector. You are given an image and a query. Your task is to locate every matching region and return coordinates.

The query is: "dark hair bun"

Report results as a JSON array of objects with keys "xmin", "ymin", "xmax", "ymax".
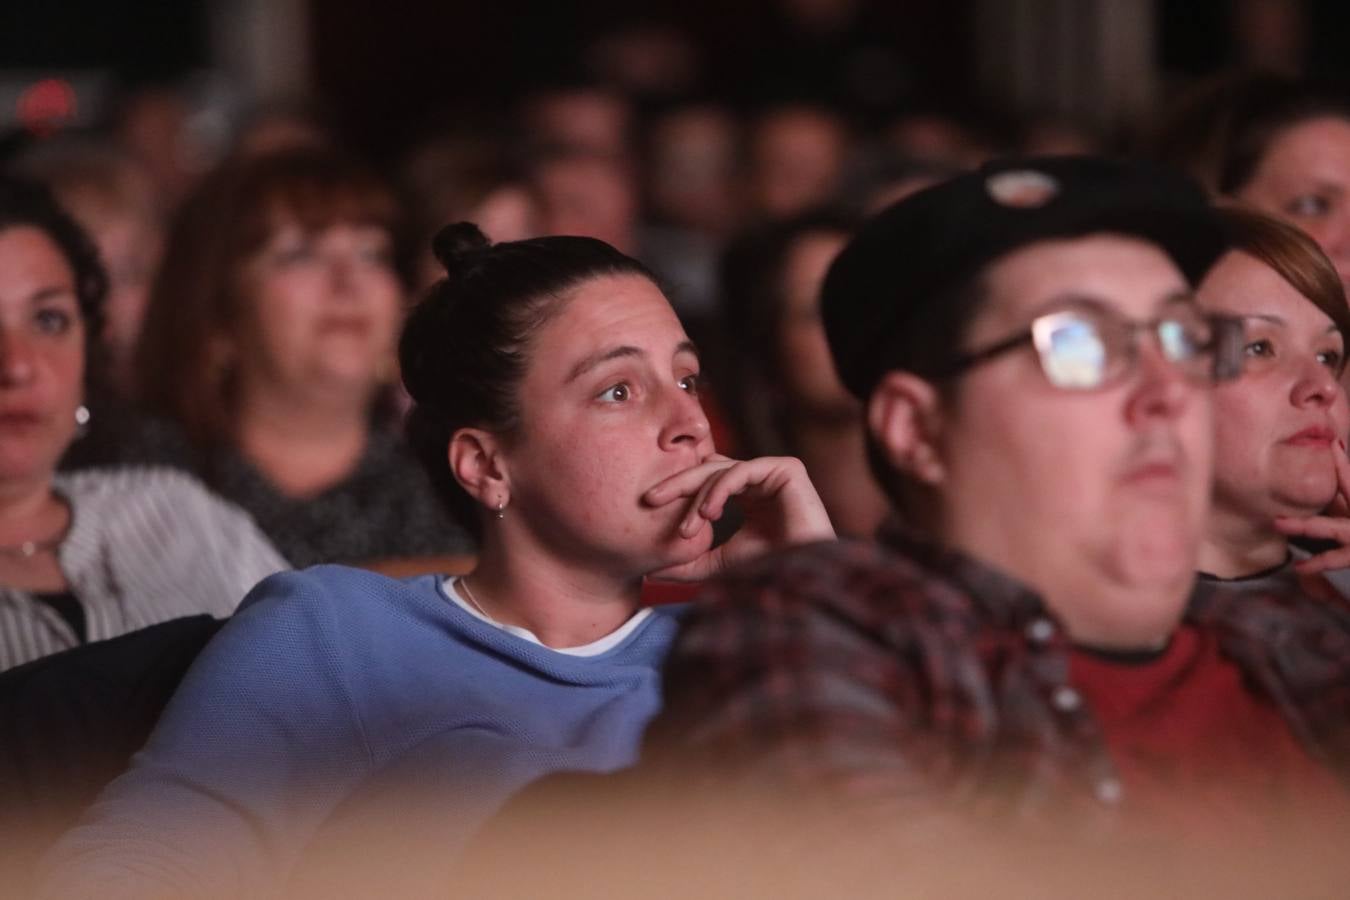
[{"xmin": 432, "ymin": 222, "xmax": 490, "ymax": 275}]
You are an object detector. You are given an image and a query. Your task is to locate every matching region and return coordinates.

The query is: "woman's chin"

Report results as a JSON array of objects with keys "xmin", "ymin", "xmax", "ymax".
[
  {"xmin": 1270, "ymin": 479, "xmax": 1339, "ymax": 518},
  {"xmin": 1104, "ymin": 507, "xmax": 1199, "ymax": 588},
  {"xmin": 291, "ymin": 366, "xmax": 386, "ymax": 401},
  {"xmin": 0, "ymin": 447, "xmax": 62, "ymax": 487}
]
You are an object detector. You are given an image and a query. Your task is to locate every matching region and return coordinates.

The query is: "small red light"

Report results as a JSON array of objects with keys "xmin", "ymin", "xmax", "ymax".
[{"xmin": 17, "ymin": 78, "xmax": 78, "ymax": 136}]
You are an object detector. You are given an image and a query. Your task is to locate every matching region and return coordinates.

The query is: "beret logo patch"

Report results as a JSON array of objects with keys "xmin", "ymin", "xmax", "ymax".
[{"xmin": 986, "ymin": 170, "xmax": 1059, "ymax": 208}]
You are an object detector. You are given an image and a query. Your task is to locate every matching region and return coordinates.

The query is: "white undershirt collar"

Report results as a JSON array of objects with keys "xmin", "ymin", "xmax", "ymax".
[{"xmin": 440, "ymin": 576, "xmax": 652, "ymax": 657}]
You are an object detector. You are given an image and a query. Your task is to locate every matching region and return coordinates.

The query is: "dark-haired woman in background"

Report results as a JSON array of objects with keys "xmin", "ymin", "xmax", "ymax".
[
  {"xmin": 127, "ymin": 148, "xmax": 471, "ymax": 571},
  {"xmin": 0, "ymin": 175, "xmax": 286, "ymax": 672},
  {"xmin": 718, "ymin": 212, "xmax": 889, "ymax": 537},
  {"xmin": 45, "ymin": 223, "xmax": 833, "ymax": 896},
  {"xmin": 1148, "ymin": 73, "xmax": 1350, "ymax": 292}
]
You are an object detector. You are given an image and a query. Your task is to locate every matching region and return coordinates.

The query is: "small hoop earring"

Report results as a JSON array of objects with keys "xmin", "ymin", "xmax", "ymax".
[
  {"xmin": 74, "ymin": 404, "xmax": 91, "ymax": 439},
  {"xmin": 495, "ymin": 498, "xmax": 507, "ymax": 519}
]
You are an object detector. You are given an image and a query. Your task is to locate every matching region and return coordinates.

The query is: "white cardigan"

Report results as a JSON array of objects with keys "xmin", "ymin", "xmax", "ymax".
[{"xmin": 0, "ymin": 467, "xmax": 288, "ymax": 671}]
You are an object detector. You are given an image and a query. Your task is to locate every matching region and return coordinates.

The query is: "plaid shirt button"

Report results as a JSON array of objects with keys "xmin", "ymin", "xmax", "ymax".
[
  {"xmin": 1052, "ymin": 685, "xmax": 1082, "ymax": 712},
  {"xmin": 1095, "ymin": 777, "xmax": 1124, "ymax": 805},
  {"xmin": 1025, "ymin": 617, "xmax": 1056, "ymax": 644}
]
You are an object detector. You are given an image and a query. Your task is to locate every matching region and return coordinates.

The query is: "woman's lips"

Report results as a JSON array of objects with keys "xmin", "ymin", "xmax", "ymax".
[
  {"xmin": 0, "ymin": 411, "xmax": 42, "ymax": 428},
  {"xmin": 1122, "ymin": 461, "xmax": 1180, "ymax": 484},
  {"xmin": 1283, "ymin": 426, "xmax": 1337, "ymax": 447},
  {"xmin": 315, "ymin": 316, "xmax": 373, "ymax": 336}
]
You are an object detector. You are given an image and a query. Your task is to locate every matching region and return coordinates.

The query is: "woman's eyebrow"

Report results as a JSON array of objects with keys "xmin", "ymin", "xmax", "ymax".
[
  {"xmin": 565, "ymin": 340, "xmax": 701, "ymax": 384},
  {"xmin": 565, "ymin": 346, "xmax": 643, "ymax": 384},
  {"xmin": 1304, "ymin": 180, "xmax": 1345, "ymax": 196},
  {"xmin": 1029, "ymin": 291, "xmax": 1107, "ymax": 314},
  {"xmin": 27, "ymin": 285, "xmax": 77, "ymax": 306},
  {"xmin": 1155, "ymin": 289, "xmax": 1196, "ymax": 308}
]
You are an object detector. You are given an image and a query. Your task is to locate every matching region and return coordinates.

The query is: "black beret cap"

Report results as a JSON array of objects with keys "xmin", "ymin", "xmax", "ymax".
[{"xmin": 821, "ymin": 156, "xmax": 1230, "ymax": 398}]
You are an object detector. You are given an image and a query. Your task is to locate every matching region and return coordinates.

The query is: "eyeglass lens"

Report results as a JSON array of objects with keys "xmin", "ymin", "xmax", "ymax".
[
  {"xmin": 1036, "ymin": 307, "xmax": 1216, "ymax": 390},
  {"xmin": 1042, "ymin": 318, "xmax": 1108, "ymax": 389}
]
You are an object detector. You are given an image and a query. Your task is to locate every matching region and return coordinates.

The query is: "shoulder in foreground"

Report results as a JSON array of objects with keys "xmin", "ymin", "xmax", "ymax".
[
  {"xmin": 690, "ymin": 537, "xmax": 976, "ymax": 623},
  {"xmin": 706, "ymin": 537, "xmax": 932, "ymax": 589},
  {"xmin": 236, "ymin": 564, "xmax": 444, "ymax": 618}
]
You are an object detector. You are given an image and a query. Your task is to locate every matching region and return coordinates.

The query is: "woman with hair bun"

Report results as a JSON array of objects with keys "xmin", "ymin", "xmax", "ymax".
[{"xmin": 45, "ymin": 224, "xmax": 834, "ymax": 897}]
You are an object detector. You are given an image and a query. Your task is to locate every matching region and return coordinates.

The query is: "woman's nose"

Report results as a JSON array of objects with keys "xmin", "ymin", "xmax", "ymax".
[
  {"xmin": 1291, "ymin": 357, "xmax": 1340, "ymax": 408},
  {"xmin": 0, "ymin": 328, "xmax": 35, "ymax": 386},
  {"xmin": 658, "ymin": 388, "xmax": 712, "ymax": 451},
  {"xmin": 325, "ymin": 252, "xmax": 358, "ymax": 295}
]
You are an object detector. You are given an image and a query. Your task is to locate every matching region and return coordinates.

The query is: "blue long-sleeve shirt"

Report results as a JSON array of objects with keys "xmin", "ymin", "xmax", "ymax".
[{"xmin": 43, "ymin": 566, "xmax": 684, "ymax": 898}]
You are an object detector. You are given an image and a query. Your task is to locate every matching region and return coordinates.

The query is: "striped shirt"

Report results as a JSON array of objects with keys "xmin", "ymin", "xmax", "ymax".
[{"xmin": 0, "ymin": 467, "xmax": 288, "ymax": 671}]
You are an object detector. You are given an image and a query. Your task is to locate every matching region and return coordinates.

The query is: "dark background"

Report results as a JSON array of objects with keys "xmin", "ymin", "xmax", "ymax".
[{"xmin": 4, "ymin": 0, "xmax": 1350, "ymax": 158}]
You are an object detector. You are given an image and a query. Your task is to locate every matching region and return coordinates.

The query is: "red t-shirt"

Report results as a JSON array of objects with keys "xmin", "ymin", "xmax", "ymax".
[
  {"xmin": 640, "ymin": 580, "xmax": 702, "ymax": 606},
  {"xmin": 1070, "ymin": 624, "xmax": 1348, "ymax": 840}
]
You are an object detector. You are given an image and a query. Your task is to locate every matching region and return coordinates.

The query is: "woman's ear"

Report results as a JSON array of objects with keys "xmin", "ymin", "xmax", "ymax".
[
  {"xmin": 866, "ymin": 371, "xmax": 946, "ymax": 485},
  {"xmin": 448, "ymin": 428, "xmax": 508, "ymax": 507}
]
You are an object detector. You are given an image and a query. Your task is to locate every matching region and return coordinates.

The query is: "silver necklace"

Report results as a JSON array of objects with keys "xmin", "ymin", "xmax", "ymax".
[
  {"xmin": 0, "ymin": 535, "xmax": 62, "ymax": 559},
  {"xmin": 457, "ymin": 577, "xmax": 495, "ymax": 620}
]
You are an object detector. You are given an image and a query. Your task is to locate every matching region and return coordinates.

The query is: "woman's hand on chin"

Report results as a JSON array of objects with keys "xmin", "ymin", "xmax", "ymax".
[
  {"xmin": 641, "ymin": 454, "xmax": 835, "ymax": 581},
  {"xmin": 1275, "ymin": 438, "xmax": 1350, "ymax": 574}
]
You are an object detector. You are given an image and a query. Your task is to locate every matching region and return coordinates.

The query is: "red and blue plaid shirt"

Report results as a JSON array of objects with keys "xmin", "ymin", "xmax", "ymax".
[{"xmin": 642, "ymin": 528, "xmax": 1350, "ymax": 825}]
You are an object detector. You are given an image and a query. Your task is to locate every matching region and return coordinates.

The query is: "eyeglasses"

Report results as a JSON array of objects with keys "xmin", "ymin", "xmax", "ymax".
[{"xmin": 939, "ymin": 298, "xmax": 1246, "ymax": 391}]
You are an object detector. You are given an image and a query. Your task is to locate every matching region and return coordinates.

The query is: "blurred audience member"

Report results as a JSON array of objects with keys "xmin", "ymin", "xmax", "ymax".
[
  {"xmin": 134, "ymin": 149, "xmax": 473, "ymax": 570},
  {"xmin": 530, "ymin": 147, "xmax": 639, "ymax": 255},
  {"xmin": 645, "ymin": 103, "xmax": 743, "ymax": 239},
  {"xmin": 1147, "ymin": 73, "xmax": 1350, "ymax": 289},
  {"xmin": 888, "ymin": 111, "xmax": 991, "ymax": 168},
  {"xmin": 845, "ymin": 153, "xmax": 963, "ymax": 216},
  {"xmin": 585, "ymin": 21, "xmax": 703, "ymax": 104},
  {"xmin": 1017, "ymin": 115, "xmax": 1104, "ymax": 157},
  {"xmin": 113, "ymin": 85, "xmax": 214, "ymax": 211},
  {"xmin": 230, "ymin": 102, "xmax": 335, "ymax": 161},
  {"xmin": 640, "ymin": 103, "xmax": 743, "ymax": 320},
  {"xmin": 1197, "ymin": 206, "xmax": 1350, "ymax": 594},
  {"xmin": 0, "ymin": 175, "xmax": 285, "ymax": 671},
  {"xmin": 746, "ymin": 104, "xmax": 851, "ymax": 220},
  {"xmin": 13, "ymin": 139, "xmax": 164, "ymax": 395},
  {"xmin": 1231, "ymin": 0, "xmax": 1307, "ymax": 77},
  {"xmin": 718, "ymin": 211, "xmax": 888, "ymax": 537},
  {"xmin": 519, "ymin": 84, "xmax": 633, "ymax": 161},
  {"xmin": 725, "ymin": 0, "xmax": 913, "ymax": 123},
  {"xmin": 399, "ymin": 133, "xmax": 540, "ymax": 289}
]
